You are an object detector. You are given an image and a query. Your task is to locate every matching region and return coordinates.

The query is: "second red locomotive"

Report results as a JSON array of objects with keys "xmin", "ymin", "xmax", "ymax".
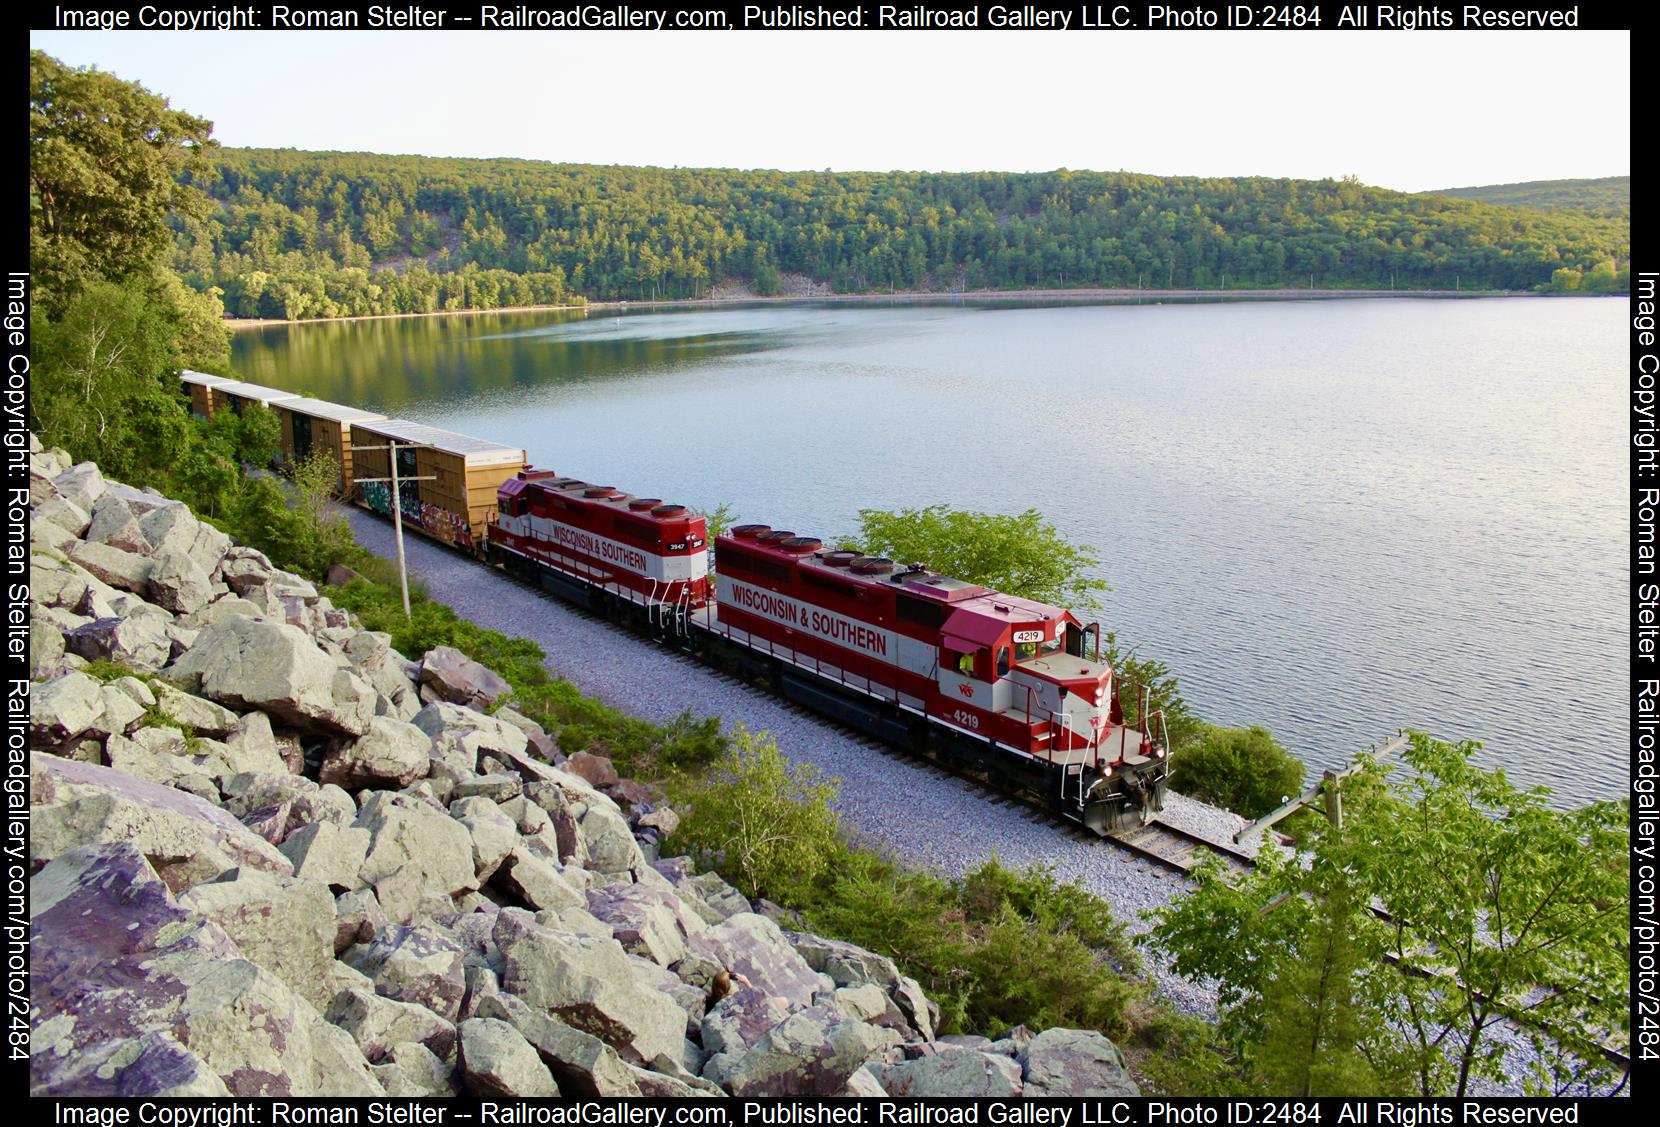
[{"xmin": 486, "ymin": 469, "xmax": 1169, "ymax": 833}]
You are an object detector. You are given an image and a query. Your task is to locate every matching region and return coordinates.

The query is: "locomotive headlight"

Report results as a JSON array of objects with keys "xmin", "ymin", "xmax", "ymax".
[
  {"xmin": 1156, "ymin": 747, "xmax": 1166, "ymax": 759},
  {"xmin": 1102, "ymin": 766, "xmax": 1113, "ymax": 777}
]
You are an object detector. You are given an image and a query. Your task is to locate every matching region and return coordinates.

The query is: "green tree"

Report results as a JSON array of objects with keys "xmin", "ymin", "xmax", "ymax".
[
  {"xmin": 30, "ymin": 50, "xmax": 217, "ymax": 311},
  {"xmin": 1146, "ymin": 733, "xmax": 1630, "ymax": 1097},
  {"xmin": 29, "ymin": 280, "xmax": 193, "ymax": 479},
  {"xmin": 1251, "ymin": 877, "xmax": 1382, "ymax": 1095},
  {"xmin": 1168, "ymin": 723, "xmax": 1305, "ymax": 818},
  {"xmin": 669, "ymin": 725, "xmax": 842, "ymax": 903},
  {"xmin": 1103, "ymin": 632, "xmax": 1200, "ymax": 749},
  {"xmin": 850, "ymin": 504, "xmax": 1109, "ymax": 614}
]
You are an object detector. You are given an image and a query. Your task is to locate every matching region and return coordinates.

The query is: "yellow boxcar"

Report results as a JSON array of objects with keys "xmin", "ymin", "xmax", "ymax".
[
  {"xmin": 205, "ymin": 379, "xmax": 301, "ymax": 418},
  {"xmin": 180, "ymin": 370, "xmax": 233, "ymax": 418},
  {"xmin": 349, "ymin": 418, "xmax": 526, "ymax": 554},
  {"xmin": 273, "ymin": 398, "xmax": 387, "ymax": 492}
]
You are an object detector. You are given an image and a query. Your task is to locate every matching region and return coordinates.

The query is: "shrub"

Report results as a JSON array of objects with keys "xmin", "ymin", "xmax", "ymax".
[
  {"xmin": 803, "ymin": 851, "xmax": 1141, "ymax": 1038},
  {"xmin": 1169, "ymin": 724, "xmax": 1305, "ymax": 819},
  {"xmin": 668, "ymin": 725, "xmax": 842, "ymax": 903}
]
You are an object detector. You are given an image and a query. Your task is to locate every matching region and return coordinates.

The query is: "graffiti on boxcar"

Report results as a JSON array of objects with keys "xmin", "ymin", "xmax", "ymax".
[{"xmin": 360, "ymin": 481, "xmax": 475, "ymax": 551}]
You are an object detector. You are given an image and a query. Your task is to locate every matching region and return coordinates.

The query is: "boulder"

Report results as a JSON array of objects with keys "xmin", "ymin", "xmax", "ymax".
[
  {"xmin": 418, "ymin": 645, "xmax": 512, "ymax": 709},
  {"xmin": 169, "ymin": 616, "xmax": 376, "ymax": 737},
  {"xmin": 451, "ymin": 800, "xmax": 517, "ymax": 882},
  {"xmin": 476, "ymin": 992, "xmax": 642, "ymax": 1097},
  {"xmin": 344, "ymin": 923, "xmax": 469, "ymax": 1022},
  {"xmin": 147, "ymin": 546, "xmax": 216, "ymax": 615},
  {"xmin": 321, "ymin": 716, "xmax": 432, "ymax": 789},
  {"xmin": 279, "ymin": 822, "xmax": 371, "ymax": 890},
  {"xmin": 217, "ymin": 547, "xmax": 277, "ymax": 594},
  {"xmin": 219, "ymin": 773, "xmax": 354, "ymax": 843},
  {"xmin": 52, "ymin": 461, "xmax": 108, "ymax": 510},
  {"xmin": 718, "ymin": 1005, "xmax": 895, "ymax": 1097},
  {"xmin": 628, "ymin": 1063, "xmax": 727, "ymax": 1097},
  {"xmin": 87, "ymin": 684, "xmax": 146, "ymax": 739},
  {"xmin": 325, "ymin": 987, "xmax": 458, "ymax": 1063},
  {"xmin": 100, "ymin": 483, "xmax": 179, "ymax": 519},
  {"xmin": 85, "ymin": 496, "xmax": 152, "ymax": 555},
  {"xmin": 370, "ymin": 1042, "xmax": 458, "ymax": 1097},
  {"xmin": 103, "ymin": 730, "xmax": 220, "ymax": 802},
  {"xmin": 450, "ymin": 772, "xmax": 523, "ymax": 802},
  {"xmin": 31, "ymin": 515, "xmax": 78, "ymax": 553},
  {"xmin": 30, "ymin": 619, "xmax": 67, "ymax": 677},
  {"xmin": 113, "ymin": 1032, "xmax": 233, "ymax": 1097},
  {"xmin": 29, "ymin": 843, "xmax": 380, "ymax": 1096},
  {"xmin": 150, "ymin": 682, "xmax": 242, "ymax": 737},
  {"xmin": 178, "ymin": 596, "xmax": 262, "ymax": 630},
  {"xmin": 788, "ymin": 931, "xmax": 903, "ymax": 988},
  {"xmin": 701, "ymin": 986, "xmax": 792, "ymax": 1057},
  {"xmin": 834, "ymin": 983, "xmax": 909, "ymax": 1031},
  {"xmin": 688, "ymin": 913, "xmax": 823, "ymax": 1012},
  {"xmin": 458, "ymin": 1018, "xmax": 559, "ymax": 1097},
  {"xmin": 492, "ymin": 845, "xmax": 585, "ymax": 911},
  {"xmin": 586, "ymin": 882, "xmax": 706, "ymax": 968},
  {"xmin": 493, "ymin": 910, "xmax": 686, "ymax": 1065},
  {"xmin": 141, "ymin": 503, "xmax": 231, "ymax": 567},
  {"xmin": 179, "ymin": 869, "xmax": 339, "ymax": 1011},
  {"xmin": 221, "ymin": 713, "xmax": 293, "ymax": 777},
  {"xmin": 66, "ymin": 539, "xmax": 153, "ymax": 593},
  {"xmin": 355, "ymin": 791, "xmax": 479, "ymax": 901},
  {"xmin": 334, "ymin": 887, "xmax": 390, "ymax": 954},
  {"xmin": 876, "ymin": 1050, "xmax": 1023, "ymax": 1097},
  {"xmin": 345, "ymin": 631, "xmax": 422, "ymax": 720},
  {"xmin": 413, "ymin": 701, "xmax": 529, "ymax": 761},
  {"xmin": 64, "ymin": 615, "xmax": 172, "ymax": 672},
  {"xmin": 31, "ymin": 755, "xmax": 292, "ymax": 892},
  {"xmin": 636, "ymin": 807, "xmax": 681, "ymax": 837},
  {"xmin": 579, "ymin": 801, "xmax": 646, "ymax": 876},
  {"xmin": 34, "ymin": 495, "xmax": 91, "ymax": 536},
  {"xmin": 563, "ymin": 751, "xmax": 618, "ymax": 789},
  {"xmin": 893, "ymin": 975, "xmax": 937, "ymax": 1042},
  {"xmin": 1018, "ymin": 1028, "xmax": 1140, "ymax": 1096},
  {"xmin": 30, "ymin": 672, "xmax": 105, "ymax": 744}
]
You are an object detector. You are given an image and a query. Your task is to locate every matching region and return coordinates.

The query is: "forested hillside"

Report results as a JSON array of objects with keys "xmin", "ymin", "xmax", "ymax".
[
  {"xmin": 1429, "ymin": 176, "xmax": 1630, "ymax": 218},
  {"xmin": 174, "ymin": 149, "xmax": 1632, "ymax": 319}
]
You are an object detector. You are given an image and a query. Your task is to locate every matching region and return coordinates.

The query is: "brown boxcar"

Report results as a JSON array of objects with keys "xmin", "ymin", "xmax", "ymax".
[
  {"xmin": 348, "ymin": 418, "xmax": 526, "ymax": 553},
  {"xmin": 272, "ymin": 398, "xmax": 388, "ymax": 492},
  {"xmin": 180, "ymin": 370, "xmax": 233, "ymax": 418},
  {"xmin": 205, "ymin": 379, "xmax": 301, "ymax": 418}
]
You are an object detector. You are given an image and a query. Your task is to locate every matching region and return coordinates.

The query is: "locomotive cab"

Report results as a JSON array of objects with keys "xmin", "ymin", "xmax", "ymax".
[{"xmin": 955, "ymin": 609, "xmax": 1168, "ymax": 833}]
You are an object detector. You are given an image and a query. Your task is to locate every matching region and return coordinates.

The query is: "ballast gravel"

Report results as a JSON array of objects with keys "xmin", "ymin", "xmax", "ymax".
[{"xmin": 341, "ymin": 510, "xmax": 1602, "ymax": 1096}]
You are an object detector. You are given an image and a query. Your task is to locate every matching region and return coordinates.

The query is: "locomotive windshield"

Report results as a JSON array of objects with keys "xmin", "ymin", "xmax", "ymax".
[{"xmin": 1015, "ymin": 636, "xmax": 1063, "ymax": 662}]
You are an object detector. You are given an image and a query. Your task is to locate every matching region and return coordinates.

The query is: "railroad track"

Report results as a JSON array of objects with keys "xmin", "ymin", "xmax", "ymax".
[{"xmin": 1108, "ymin": 820, "xmax": 1258, "ymax": 877}]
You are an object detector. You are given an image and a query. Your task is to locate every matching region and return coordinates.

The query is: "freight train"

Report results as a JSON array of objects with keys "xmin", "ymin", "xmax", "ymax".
[{"xmin": 183, "ymin": 372, "xmax": 1171, "ymax": 833}]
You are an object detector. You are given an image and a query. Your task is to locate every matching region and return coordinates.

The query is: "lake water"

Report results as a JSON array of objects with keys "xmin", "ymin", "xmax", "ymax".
[{"xmin": 232, "ymin": 297, "xmax": 1629, "ymax": 807}]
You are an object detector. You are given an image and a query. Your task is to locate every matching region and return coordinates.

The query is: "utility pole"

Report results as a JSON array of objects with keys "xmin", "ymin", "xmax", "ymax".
[
  {"xmin": 1235, "ymin": 731, "xmax": 1409, "ymax": 843},
  {"xmin": 351, "ymin": 439, "xmax": 437, "ymax": 619}
]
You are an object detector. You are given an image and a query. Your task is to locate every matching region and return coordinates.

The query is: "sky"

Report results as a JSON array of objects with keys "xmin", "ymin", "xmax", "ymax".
[{"xmin": 30, "ymin": 29, "xmax": 1629, "ymax": 193}]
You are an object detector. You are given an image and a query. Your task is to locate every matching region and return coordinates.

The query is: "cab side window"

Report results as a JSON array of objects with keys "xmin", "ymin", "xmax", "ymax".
[
  {"xmin": 996, "ymin": 646, "xmax": 1010, "ymax": 676},
  {"xmin": 956, "ymin": 651, "xmax": 975, "ymax": 677}
]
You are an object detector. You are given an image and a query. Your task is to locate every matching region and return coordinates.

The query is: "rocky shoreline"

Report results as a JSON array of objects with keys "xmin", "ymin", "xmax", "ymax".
[{"xmin": 25, "ymin": 434, "xmax": 1141, "ymax": 1098}]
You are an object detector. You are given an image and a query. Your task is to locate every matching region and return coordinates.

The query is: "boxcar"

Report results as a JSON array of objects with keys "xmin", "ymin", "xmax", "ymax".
[
  {"xmin": 272, "ymin": 398, "xmax": 387, "ymax": 491},
  {"xmin": 204, "ymin": 379, "xmax": 301, "ymax": 418},
  {"xmin": 180, "ymin": 370, "xmax": 234, "ymax": 418},
  {"xmin": 348, "ymin": 418, "xmax": 526, "ymax": 553}
]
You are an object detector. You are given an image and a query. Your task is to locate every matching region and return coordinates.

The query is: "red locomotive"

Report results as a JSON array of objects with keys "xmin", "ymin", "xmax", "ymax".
[
  {"xmin": 487, "ymin": 472, "xmax": 1168, "ymax": 834},
  {"xmin": 489, "ymin": 470, "xmax": 711, "ymax": 639}
]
